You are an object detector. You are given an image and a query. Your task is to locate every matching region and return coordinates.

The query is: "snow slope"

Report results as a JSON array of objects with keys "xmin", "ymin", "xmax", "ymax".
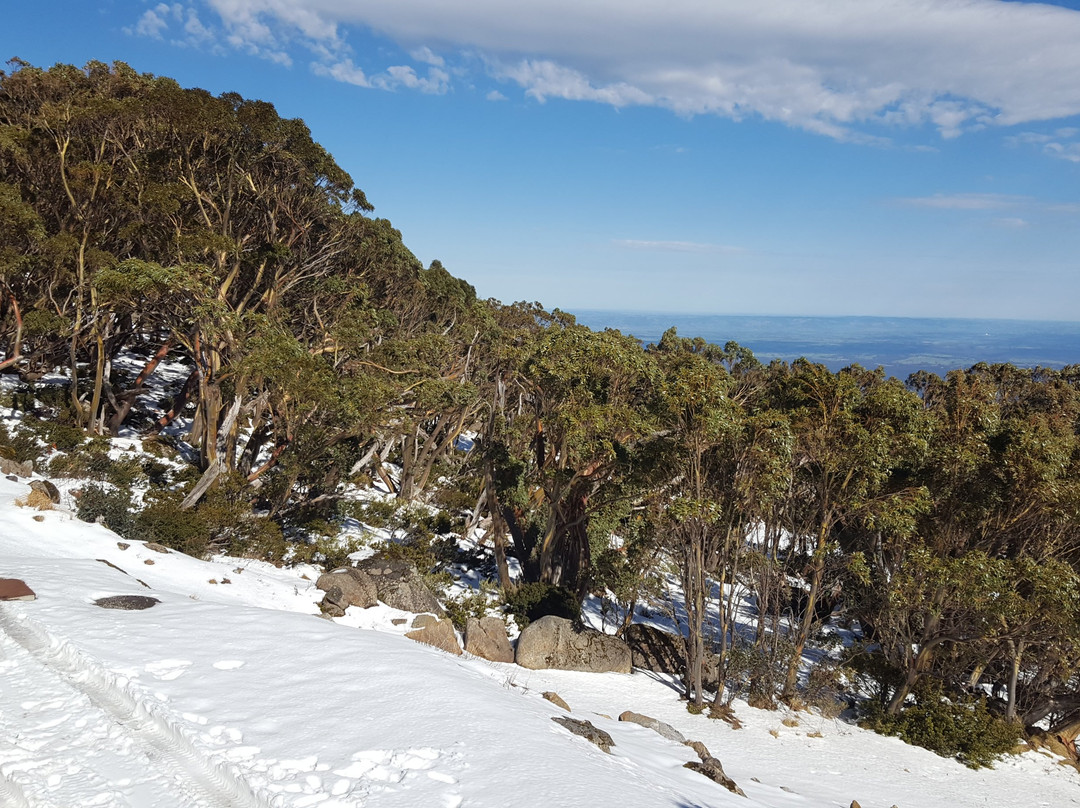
[{"xmin": 1, "ymin": 475, "xmax": 1077, "ymax": 808}]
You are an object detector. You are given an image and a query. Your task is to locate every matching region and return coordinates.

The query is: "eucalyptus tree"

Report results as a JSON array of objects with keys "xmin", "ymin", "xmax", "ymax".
[
  {"xmin": 774, "ymin": 361, "xmax": 929, "ymax": 698},
  {"xmin": 647, "ymin": 330, "xmax": 791, "ymax": 706}
]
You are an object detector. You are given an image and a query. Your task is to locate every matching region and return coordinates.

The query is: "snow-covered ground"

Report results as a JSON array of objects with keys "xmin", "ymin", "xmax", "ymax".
[{"xmin": 1, "ymin": 474, "xmax": 1078, "ymax": 808}]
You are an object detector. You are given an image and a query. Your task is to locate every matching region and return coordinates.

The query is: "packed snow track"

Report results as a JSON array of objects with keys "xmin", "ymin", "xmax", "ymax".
[{"xmin": 0, "ymin": 603, "xmax": 269, "ymax": 808}]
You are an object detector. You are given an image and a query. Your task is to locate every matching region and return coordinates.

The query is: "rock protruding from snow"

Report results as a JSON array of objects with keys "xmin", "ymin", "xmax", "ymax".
[
  {"xmin": 405, "ymin": 617, "xmax": 462, "ymax": 655},
  {"xmin": 94, "ymin": 595, "xmax": 160, "ymax": 610},
  {"xmin": 618, "ymin": 710, "xmax": 686, "ymax": 743},
  {"xmin": 551, "ymin": 716, "xmax": 614, "ymax": 753},
  {"xmin": 0, "ymin": 578, "xmax": 36, "ymax": 601},
  {"xmin": 683, "ymin": 739, "xmax": 745, "ymax": 797},
  {"xmin": 356, "ymin": 558, "xmax": 444, "ymax": 615},
  {"xmin": 463, "ymin": 616, "xmax": 514, "ymax": 662},
  {"xmin": 316, "ymin": 567, "xmax": 378, "ymax": 614},
  {"xmin": 515, "ymin": 616, "xmax": 631, "ymax": 673},
  {"xmin": 624, "ymin": 623, "xmax": 718, "ymax": 687},
  {"xmin": 543, "ymin": 691, "xmax": 571, "ymax": 712},
  {"xmin": 29, "ymin": 479, "xmax": 60, "ymax": 504},
  {"xmin": 0, "ymin": 457, "xmax": 32, "ymax": 478}
]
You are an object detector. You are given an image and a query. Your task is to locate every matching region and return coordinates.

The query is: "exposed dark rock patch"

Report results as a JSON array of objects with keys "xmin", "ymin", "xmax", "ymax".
[{"xmin": 94, "ymin": 595, "xmax": 161, "ymax": 610}]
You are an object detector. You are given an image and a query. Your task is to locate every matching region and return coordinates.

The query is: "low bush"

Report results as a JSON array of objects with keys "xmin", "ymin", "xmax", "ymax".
[
  {"xmin": 502, "ymin": 581, "xmax": 579, "ymax": 628},
  {"xmin": 75, "ymin": 484, "xmax": 137, "ymax": 539},
  {"xmin": 860, "ymin": 680, "xmax": 1023, "ymax": 768}
]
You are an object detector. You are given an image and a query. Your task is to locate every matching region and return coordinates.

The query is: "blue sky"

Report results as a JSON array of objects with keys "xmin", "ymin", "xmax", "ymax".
[{"xmin": 5, "ymin": 0, "xmax": 1080, "ymax": 320}]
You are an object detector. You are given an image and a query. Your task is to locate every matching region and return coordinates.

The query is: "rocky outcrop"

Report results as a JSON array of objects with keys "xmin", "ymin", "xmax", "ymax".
[
  {"xmin": 405, "ymin": 618, "xmax": 462, "ymax": 655},
  {"xmin": 317, "ymin": 567, "xmax": 378, "ymax": 615},
  {"xmin": 551, "ymin": 716, "xmax": 614, "ymax": 753},
  {"xmin": 618, "ymin": 710, "xmax": 686, "ymax": 743},
  {"xmin": 516, "ymin": 616, "xmax": 632, "ymax": 673},
  {"xmin": 683, "ymin": 739, "xmax": 745, "ymax": 797},
  {"xmin": 463, "ymin": 616, "xmax": 514, "ymax": 662},
  {"xmin": 623, "ymin": 622, "xmax": 719, "ymax": 687},
  {"xmin": 356, "ymin": 557, "xmax": 444, "ymax": 615}
]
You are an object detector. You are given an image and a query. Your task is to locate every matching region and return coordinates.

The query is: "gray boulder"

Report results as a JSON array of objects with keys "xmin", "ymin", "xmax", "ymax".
[
  {"xmin": 516, "ymin": 616, "xmax": 632, "ymax": 673},
  {"xmin": 316, "ymin": 567, "xmax": 378, "ymax": 610},
  {"xmin": 618, "ymin": 710, "xmax": 686, "ymax": 743},
  {"xmin": 356, "ymin": 557, "xmax": 444, "ymax": 615},
  {"xmin": 464, "ymin": 616, "xmax": 514, "ymax": 662}
]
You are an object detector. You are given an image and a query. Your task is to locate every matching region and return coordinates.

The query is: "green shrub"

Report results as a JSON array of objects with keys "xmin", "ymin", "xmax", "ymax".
[
  {"xmin": 860, "ymin": 681, "xmax": 1023, "ymax": 768},
  {"xmin": 76, "ymin": 484, "xmax": 136, "ymax": 538},
  {"xmin": 503, "ymin": 581, "xmax": 579, "ymax": 628},
  {"xmin": 136, "ymin": 491, "xmax": 212, "ymax": 557},
  {"xmin": 443, "ymin": 588, "xmax": 492, "ymax": 631},
  {"xmin": 136, "ymin": 475, "xmax": 285, "ymax": 560}
]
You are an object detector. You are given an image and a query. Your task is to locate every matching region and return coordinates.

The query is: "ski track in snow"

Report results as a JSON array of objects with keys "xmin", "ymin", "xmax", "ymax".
[{"xmin": 0, "ymin": 603, "xmax": 269, "ymax": 808}]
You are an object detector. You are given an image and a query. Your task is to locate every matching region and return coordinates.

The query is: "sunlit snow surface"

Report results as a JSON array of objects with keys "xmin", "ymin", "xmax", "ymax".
[{"xmin": 0, "ymin": 475, "xmax": 1077, "ymax": 808}]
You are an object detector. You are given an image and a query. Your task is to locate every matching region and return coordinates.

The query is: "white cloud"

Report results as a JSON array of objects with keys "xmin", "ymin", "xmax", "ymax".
[
  {"xmin": 148, "ymin": 0, "xmax": 1080, "ymax": 138},
  {"xmin": 613, "ymin": 239, "xmax": 744, "ymax": 254},
  {"xmin": 410, "ymin": 46, "xmax": 444, "ymax": 67},
  {"xmin": 485, "ymin": 90, "xmax": 507, "ymax": 102},
  {"xmin": 127, "ymin": 4, "xmax": 177, "ymax": 39},
  {"xmin": 311, "ymin": 58, "xmax": 370, "ymax": 87},
  {"xmin": 898, "ymin": 193, "xmax": 1027, "ymax": 210}
]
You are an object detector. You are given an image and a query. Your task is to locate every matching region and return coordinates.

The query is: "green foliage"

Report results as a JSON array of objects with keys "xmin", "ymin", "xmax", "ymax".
[
  {"xmin": 860, "ymin": 682, "xmax": 1023, "ymax": 768},
  {"xmin": 135, "ymin": 475, "xmax": 285, "ymax": 560},
  {"xmin": 724, "ymin": 636, "xmax": 796, "ymax": 710},
  {"xmin": 75, "ymin": 484, "xmax": 136, "ymax": 538},
  {"xmin": 502, "ymin": 581, "xmax": 579, "ymax": 628},
  {"xmin": 443, "ymin": 587, "xmax": 494, "ymax": 631}
]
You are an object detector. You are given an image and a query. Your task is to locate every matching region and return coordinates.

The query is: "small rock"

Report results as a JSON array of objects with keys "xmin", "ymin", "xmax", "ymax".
[
  {"xmin": 32, "ymin": 514, "xmax": 44, "ymax": 522},
  {"xmin": 551, "ymin": 716, "xmax": 615, "ymax": 753},
  {"xmin": 117, "ymin": 542, "xmax": 130, "ymax": 550},
  {"xmin": 412, "ymin": 613, "xmax": 440, "ymax": 629},
  {"xmin": 221, "ymin": 578, "xmax": 231, "ymax": 584},
  {"xmin": 6, "ymin": 475, "xmax": 18, "ymax": 482},
  {"xmin": 391, "ymin": 618, "xmax": 408, "ymax": 626},
  {"xmin": 320, "ymin": 586, "xmax": 347, "ymax": 617},
  {"xmin": 144, "ymin": 559, "xmax": 155, "ymax": 565},
  {"xmin": 208, "ymin": 579, "xmax": 219, "ymax": 584},
  {"xmin": 405, "ymin": 618, "xmax": 462, "ymax": 655},
  {"xmin": 145, "ymin": 542, "xmax": 171, "ymax": 554},
  {"xmin": 29, "ymin": 479, "xmax": 61, "ymax": 504},
  {"xmin": 94, "ymin": 595, "xmax": 160, "ymax": 611},
  {"xmin": 543, "ymin": 692, "xmax": 571, "ymax": 712},
  {"xmin": 850, "ymin": 802, "xmax": 862, "ymax": 808}
]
